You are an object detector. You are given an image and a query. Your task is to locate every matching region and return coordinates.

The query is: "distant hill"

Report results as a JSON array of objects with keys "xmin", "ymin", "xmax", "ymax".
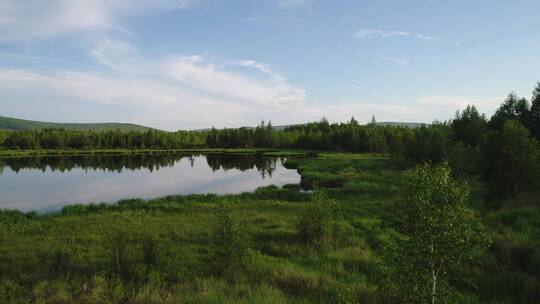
[
  {"xmin": 0, "ymin": 116, "xmax": 155, "ymax": 132},
  {"xmin": 194, "ymin": 121, "xmax": 426, "ymax": 131},
  {"xmin": 0, "ymin": 115, "xmax": 426, "ymax": 132},
  {"xmin": 375, "ymin": 121, "xmax": 428, "ymax": 128},
  {"xmin": 194, "ymin": 124, "xmax": 295, "ymax": 132}
]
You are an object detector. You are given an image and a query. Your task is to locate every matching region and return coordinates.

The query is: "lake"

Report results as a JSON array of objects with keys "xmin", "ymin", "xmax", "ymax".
[{"xmin": 0, "ymin": 153, "xmax": 301, "ymax": 212}]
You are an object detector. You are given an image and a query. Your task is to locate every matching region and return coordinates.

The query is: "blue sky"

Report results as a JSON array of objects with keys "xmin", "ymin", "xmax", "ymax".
[{"xmin": 1, "ymin": 0, "xmax": 539, "ymax": 130}]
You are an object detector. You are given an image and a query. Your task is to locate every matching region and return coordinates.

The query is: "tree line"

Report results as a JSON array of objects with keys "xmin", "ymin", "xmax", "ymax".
[
  {"xmin": 0, "ymin": 129, "xmax": 207, "ymax": 150},
  {"xmin": 0, "ymin": 119, "xmax": 413, "ymax": 153}
]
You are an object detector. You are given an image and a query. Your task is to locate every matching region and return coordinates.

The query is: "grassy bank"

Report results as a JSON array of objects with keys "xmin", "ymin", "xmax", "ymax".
[
  {"xmin": 0, "ymin": 148, "xmax": 310, "ymax": 159},
  {"xmin": 0, "ymin": 153, "xmax": 538, "ymax": 303}
]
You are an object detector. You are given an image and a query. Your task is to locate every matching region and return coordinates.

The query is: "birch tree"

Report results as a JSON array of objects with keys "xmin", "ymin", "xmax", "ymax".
[{"xmin": 386, "ymin": 163, "xmax": 489, "ymax": 304}]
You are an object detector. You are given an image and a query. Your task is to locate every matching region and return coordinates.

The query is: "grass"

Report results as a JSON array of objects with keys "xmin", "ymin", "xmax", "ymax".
[
  {"xmin": 0, "ymin": 148, "xmax": 310, "ymax": 159},
  {"xmin": 0, "ymin": 153, "xmax": 538, "ymax": 303}
]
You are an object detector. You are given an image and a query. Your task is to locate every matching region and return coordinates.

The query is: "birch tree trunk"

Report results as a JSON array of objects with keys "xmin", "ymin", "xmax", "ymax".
[{"xmin": 431, "ymin": 238, "xmax": 437, "ymax": 304}]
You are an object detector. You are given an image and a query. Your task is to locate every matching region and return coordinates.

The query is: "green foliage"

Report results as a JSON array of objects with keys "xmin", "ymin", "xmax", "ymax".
[
  {"xmin": 489, "ymin": 93, "xmax": 530, "ymax": 130},
  {"xmin": 530, "ymin": 82, "xmax": 540, "ymax": 140},
  {"xmin": 447, "ymin": 142, "xmax": 481, "ymax": 178},
  {"xmin": 0, "ymin": 130, "xmax": 8, "ymax": 146},
  {"xmin": 296, "ymin": 189, "xmax": 335, "ymax": 246},
  {"xmin": 107, "ymin": 228, "xmax": 161, "ymax": 282},
  {"xmin": 402, "ymin": 122, "xmax": 451, "ymax": 164},
  {"xmin": 211, "ymin": 205, "xmax": 250, "ymax": 277},
  {"xmin": 0, "ymin": 116, "xmax": 422, "ymax": 155},
  {"xmin": 477, "ymin": 207, "xmax": 540, "ymax": 303},
  {"xmin": 385, "ymin": 163, "xmax": 489, "ymax": 304},
  {"xmin": 1, "ymin": 128, "xmax": 207, "ymax": 150},
  {"xmin": 481, "ymin": 120, "xmax": 540, "ymax": 198},
  {"xmin": 451, "ymin": 105, "xmax": 487, "ymax": 147},
  {"xmin": 0, "ymin": 280, "xmax": 24, "ymax": 304}
]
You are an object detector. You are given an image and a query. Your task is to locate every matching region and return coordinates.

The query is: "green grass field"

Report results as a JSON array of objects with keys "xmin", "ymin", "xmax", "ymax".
[{"xmin": 0, "ymin": 153, "xmax": 538, "ymax": 303}]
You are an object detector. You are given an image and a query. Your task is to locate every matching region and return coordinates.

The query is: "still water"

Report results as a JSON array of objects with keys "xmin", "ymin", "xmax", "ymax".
[{"xmin": 0, "ymin": 153, "xmax": 301, "ymax": 212}]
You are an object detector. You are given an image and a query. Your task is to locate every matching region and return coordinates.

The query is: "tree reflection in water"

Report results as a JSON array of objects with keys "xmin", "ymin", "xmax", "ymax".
[
  {"xmin": 0, "ymin": 153, "xmax": 283, "ymax": 178},
  {"xmin": 205, "ymin": 154, "xmax": 280, "ymax": 178}
]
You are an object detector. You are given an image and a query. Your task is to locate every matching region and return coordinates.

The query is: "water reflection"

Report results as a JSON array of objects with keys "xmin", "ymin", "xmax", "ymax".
[
  {"xmin": 206, "ymin": 154, "xmax": 278, "ymax": 178},
  {"xmin": 0, "ymin": 153, "xmax": 282, "ymax": 177},
  {"xmin": 0, "ymin": 153, "xmax": 300, "ymax": 212}
]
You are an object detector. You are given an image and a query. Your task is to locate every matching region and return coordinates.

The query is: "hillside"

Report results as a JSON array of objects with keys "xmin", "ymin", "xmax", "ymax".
[
  {"xmin": 195, "ymin": 121, "xmax": 426, "ymax": 132},
  {"xmin": 375, "ymin": 121, "xmax": 427, "ymax": 128},
  {"xmin": 0, "ymin": 116, "xmax": 155, "ymax": 132}
]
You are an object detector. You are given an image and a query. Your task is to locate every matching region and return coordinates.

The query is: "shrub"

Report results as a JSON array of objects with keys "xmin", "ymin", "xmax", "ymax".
[
  {"xmin": 108, "ymin": 229, "xmax": 154, "ymax": 282},
  {"xmin": 211, "ymin": 205, "xmax": 249, "ymax": 277},
  {"xmin": 273, "ymin": 266, "xmax": 319, "ymax": 297},
  {"xmin": 0, "ymin": 280, "xmax": 24, "ymax": 304},
  {"xmin": 296, "ymin": 189, "xmax": 335, "ymax": 246},
  {"xmin": 32, "ymin": 280, "xmax": 70, "ymax": 304}
]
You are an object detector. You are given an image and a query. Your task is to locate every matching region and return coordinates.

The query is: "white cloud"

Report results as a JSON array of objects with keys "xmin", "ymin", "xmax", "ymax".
[
  {"xmin": 88, "ymin": 37, "xmax": 139, "ymax": 71},
  {"xmin": 417, "ymin": 95, "xmax": 505, "ymax": 118},
  {"xmin": 0, "ymin": 0, "xmax": 311, "ymax": 42},
  {"xmin": 309, "ymin": 95, "xmax": 504, "ymax": 125},
  {"xmin": 0, "ymin": 35, "xmax": 503, "ymax": 129},
  {"xmin": 0, "ymin": 36, "xmax": 310, "ymax": 129},
  {"xmin": 380, "ymin": 56, "xmax": 411, "ymax": 66},
  {"xmin": 273, "ymin": 0, "xmax": 308, "ymax": 8},
  {"xmin": 161, "ymin": 56, "xmax": 305, "ymax": 108},
  {"xmin": 354, "ymin": 29, "xmax": 441, "ymax": 40},
  {"xmin": 0, "ymin": 0, "xmax": 197, "ymax": 42},
  {"xmin": 0, "ymin": 54, "xmax": 503, "ymax": 129}
]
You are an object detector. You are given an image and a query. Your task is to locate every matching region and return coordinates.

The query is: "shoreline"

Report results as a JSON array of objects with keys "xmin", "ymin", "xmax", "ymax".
[
  {"xmin": 0, "ymin": 149, "xmax": 312, "ymax": 215},
  {"xmin": 0, "ymin": 148, "xmax": 312, "ymax": 159}
]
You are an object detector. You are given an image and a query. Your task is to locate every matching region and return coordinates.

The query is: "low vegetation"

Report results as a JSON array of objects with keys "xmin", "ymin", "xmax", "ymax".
[{"xmin": 0, "ymin": 153, "xmax": 538, "ymax": 303}]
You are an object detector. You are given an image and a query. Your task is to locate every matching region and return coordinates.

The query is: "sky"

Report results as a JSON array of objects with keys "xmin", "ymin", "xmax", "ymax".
[{"xmin": 0, "ymin": 0, "xmax": 539, "ymax": 130}]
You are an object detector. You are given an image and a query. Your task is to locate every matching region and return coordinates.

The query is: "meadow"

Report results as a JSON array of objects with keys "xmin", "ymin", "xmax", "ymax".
[{"xmin": 1, "ymin": 153, "xmax": 538, "ymax": 303}]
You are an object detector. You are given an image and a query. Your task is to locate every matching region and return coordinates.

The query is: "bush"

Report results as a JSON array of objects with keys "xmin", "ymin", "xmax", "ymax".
[
  {"xmin": 0, "ymin": 280, "xmax": 24, "ymax": 304},
  {"xmin": 108, "ymin": 229, "xmax": 160, "ymax": 282},
  {"xmin": 211, "ymin": 205, "xmax": 249, "ymax": 277},
  {"xmin": 32, "ymin": 280, "xmax": 70, "ymax": 304},
  {"xmin": 296, "ymin": 189, "xmax": 335, "ymax": 246}
]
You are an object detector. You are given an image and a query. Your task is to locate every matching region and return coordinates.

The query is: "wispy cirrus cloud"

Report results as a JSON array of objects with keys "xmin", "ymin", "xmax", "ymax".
[
  {"xmin": 0, "ymin": 36, "xmax": 308, "ymax": 130},
  {"xmin": 0, "ymin": 50, "xmax": 501, "ymax": 129},
  {"xmin": 88, "ymin": 37, "xmax": 139, "ymax": 71},
  {"xmin": 0, "ymin": 36, "xmax": 499, "ymax": 129},
  {"xmin": 354, "ymin": 28, "xmax": 441, "ymax": 40}
]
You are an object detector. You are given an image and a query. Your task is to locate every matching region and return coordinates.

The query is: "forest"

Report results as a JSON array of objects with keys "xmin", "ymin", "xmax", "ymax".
[{"xmin": 0, "ymin": 82, "xmax": 539, "ymax": 303}]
